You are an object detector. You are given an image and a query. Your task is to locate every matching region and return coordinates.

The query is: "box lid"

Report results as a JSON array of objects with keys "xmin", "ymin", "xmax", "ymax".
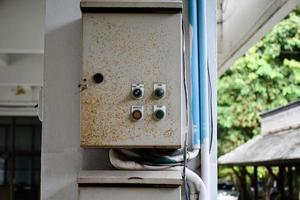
[{"xmin": 78, "ymin": 170, "xmax": 182, "ymax": 186}]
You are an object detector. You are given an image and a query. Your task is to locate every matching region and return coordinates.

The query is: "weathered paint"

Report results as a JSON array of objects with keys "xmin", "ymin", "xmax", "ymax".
[{"xmin": 81, "ymin": 12, "xmax": 183, "ymax": 148}]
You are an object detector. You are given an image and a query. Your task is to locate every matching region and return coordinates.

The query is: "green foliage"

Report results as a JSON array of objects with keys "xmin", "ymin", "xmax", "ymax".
[{"xmin": 218, "ymin": 7, "xmax": 300, "ymax": 157}]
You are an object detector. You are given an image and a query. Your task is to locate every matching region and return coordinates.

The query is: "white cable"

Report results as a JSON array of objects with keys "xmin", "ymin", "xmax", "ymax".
[
  {"xmin": 118, "ymin": 149, "xmax": 141, "ymax": 159},
  {"xmin": 186, "ymin": 175, "xmax": 197, "ymax": 200},
  {"xmin": 119, "ymin": 149, "xmax": 199, "ymax": 163},
  {"xmin": 186, "ymin": 168, "xmax": 208, "ymax": 200},
  {"xmin": 165, "ymin": 149, "xmax": 199, "ymax": 162},
  {"xmin": 109, "ymin": 149, "xmax": 183, "ymax": 171},
  {"xmin": 201, "ymin": 138, "xmax": 210, "ymax": 200}
]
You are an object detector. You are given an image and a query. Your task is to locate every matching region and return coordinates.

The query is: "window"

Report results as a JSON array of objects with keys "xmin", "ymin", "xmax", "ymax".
[{"xmin": 0, "ymin": 117, "xmax": 41, "ymax": 200}]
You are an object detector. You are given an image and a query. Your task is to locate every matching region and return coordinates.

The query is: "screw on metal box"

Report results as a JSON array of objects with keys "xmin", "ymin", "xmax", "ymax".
[{"xmin": 79, "ymin": 78, "xmax": 89, "ymax": 92}]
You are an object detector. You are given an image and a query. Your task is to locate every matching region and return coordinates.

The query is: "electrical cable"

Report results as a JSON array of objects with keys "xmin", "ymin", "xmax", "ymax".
[
  {"xmin": 182, "ymin": 21, "xmax": 191, "ymax": 138},
  {"xmin": 183, "ymin": 131, "xmax": 190, "ymax": 200},
  {"xmin": 109, "ymin": 149, "xmax": 184, "ymax": 170},
  {"xmin": 182, "ymin": 20, "xmax": 191, "ymax": 200},
  {"xmin": 207, "ymin": 61, "xmax": 214, "ymax": 153}
]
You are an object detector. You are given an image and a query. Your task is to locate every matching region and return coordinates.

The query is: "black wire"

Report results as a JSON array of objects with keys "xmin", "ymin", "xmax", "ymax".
[
  {"xmin": 182, "ymin": 20, "xmax": 191, "ymax": 200},
  {"xmin": 138, "ymin": 162, "xmax": 183, "ymax": 167},
  {"xmin": 207, "ymin": 60, "xmax": 214, "ymax": 153},
  {"xmin": 183, "ymin": 129, "xmax": 190, "ymax": 200},
  {"xmin": 183, "ymin": 124, "xmax": 190, "ymax": 200},
  {"xmin": 182, "ymin": 23, "xmax": 189, "ymax": 134},
  {"xmin": 184, "ymin": 176, "xmax": 190, "ymax": 200}
]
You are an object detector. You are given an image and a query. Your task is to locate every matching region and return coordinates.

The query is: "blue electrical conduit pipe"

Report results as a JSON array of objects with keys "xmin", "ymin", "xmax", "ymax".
[
  {"xmin": 188, "ymin": 0, "xmax": 200, "ymax": 150},
  {"xmin": 198, "ymin": 0, "xmax": 210, "ymax": 199}
]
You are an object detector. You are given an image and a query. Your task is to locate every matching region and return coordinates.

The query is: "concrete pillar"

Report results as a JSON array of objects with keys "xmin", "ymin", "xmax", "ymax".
[{"xmin": 43, "ymin": 0, "xmax": 218, "ymax": 199}]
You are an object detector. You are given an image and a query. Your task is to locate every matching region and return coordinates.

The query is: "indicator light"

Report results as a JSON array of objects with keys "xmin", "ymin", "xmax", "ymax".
[
  {"xmin": 153, "ymin": 105, "xmax": 166, "ymax": 121},
  {"xmin": 133, "ymin": 88, "xmax": 143, "ymax": 98},
  {"xmin": 154, "ymin": 88, "xmax": 165, "ymax": 98},
  {"xmin": 153, "ymin": 83, "xmax": 166, "ymax": 99},
  {"xmin": 132, "ymin": 110, "xmax": 142, "ymax": 121},
  {"xmin": 155, "ymin": 109, "xmax": 165, "ymax": 120},
  {"xmin": 131, "ymin": 84, "xmax": 144, "ymax": 99},
  {"xmin": 131, "ymin": 106, "xmax": 144, "ymax": 121}
]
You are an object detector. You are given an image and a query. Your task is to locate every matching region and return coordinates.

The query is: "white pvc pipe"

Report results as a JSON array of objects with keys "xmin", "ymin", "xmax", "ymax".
[
  {"xmin": 198, "ymin": 0, "xmax": 210, "ymax": 198},
  {"xmin": 201, "ymin": 138, "xmax": 210, "ymax": 200}
]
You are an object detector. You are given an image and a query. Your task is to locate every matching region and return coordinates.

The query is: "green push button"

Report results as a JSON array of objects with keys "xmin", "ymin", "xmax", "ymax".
[
  {"xmin": 155, "ymin": 109, "xmax": 165, "ymax": 120},
  {"xmin": 154, "ymin": 88, "xmax": 165, "ymax": 98}
]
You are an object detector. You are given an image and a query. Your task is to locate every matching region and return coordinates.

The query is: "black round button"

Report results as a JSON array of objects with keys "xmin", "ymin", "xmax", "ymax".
[
  {"xmin": 93, "ymin": 73, "xmax": 104, "ymax": 84},
  {"xmin": 154, "ymin": 88, "xmax": 165, "ymax": 98},
  {"xmin": 132, "ymin": 88, "xmax": 143, "ymax": 98}
]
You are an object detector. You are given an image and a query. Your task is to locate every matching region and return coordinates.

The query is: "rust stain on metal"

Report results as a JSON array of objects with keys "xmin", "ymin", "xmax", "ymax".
[{"xmin": 80, "ymin": 13, "xmax": 182, "ymax": 148}]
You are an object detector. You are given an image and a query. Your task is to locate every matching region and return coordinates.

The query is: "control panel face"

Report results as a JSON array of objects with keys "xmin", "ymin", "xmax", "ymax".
[{"xmin": 80, "ymin": 12, "xmax": 182, "ymax": 148}]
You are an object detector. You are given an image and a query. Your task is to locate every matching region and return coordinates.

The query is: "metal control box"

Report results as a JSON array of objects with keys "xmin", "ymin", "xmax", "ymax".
[
  {"xmin": 80, "ymin": 0, "xmax": 183, "ymax": 148},
  {"xmin": 78, "ymin": 170, "xmax": 182, "ymax": 200}
]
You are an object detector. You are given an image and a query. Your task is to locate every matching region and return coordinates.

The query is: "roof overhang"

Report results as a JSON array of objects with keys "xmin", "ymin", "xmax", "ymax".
[
  {"xmin": 219, "ymin": 100, "xmax": 300, "ymax": 166},
  {"xmin": 217, "ymin": 0, "xmax": 300, "ymax": 75}
]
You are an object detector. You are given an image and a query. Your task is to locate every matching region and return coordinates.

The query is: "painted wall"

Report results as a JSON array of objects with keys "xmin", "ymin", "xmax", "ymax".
[
  {"xmin": 42, "ymin": 0, "xmax": 217, "ymax": 199},
  {"xmin": 0, "ymin": 0, "xmax": 44, "ymax": 54},
  {"xmin": 43, "ymin": 1, "xmax": 112, "ymax": 199},
  {"xmin": 0, "ymin": 0, "xmax": 44, "ymax": 115},
  {"xmin": 0, "ymin": 54, "xmax": 43, "ymax": 86}
]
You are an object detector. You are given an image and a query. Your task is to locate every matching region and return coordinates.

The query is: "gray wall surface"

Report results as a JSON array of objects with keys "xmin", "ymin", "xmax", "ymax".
[
  {"xmin": 0, "ymin": 55, "xmax": 43, "ymax": 85},
  {"xmin": 43, "ymin": 1, "xmax": 112, "ymax": 199},
  {"xmin": 0, "ymin": 0, "xmax": 44, "ymax": 53},
  {"xmin": 42, "ymin": 0, "xmax": 217, "ymax": 199}
]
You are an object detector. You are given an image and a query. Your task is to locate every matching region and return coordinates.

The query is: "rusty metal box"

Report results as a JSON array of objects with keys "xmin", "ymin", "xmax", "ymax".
[{"xmin": 80, "ymin": 0, "xmax": 183, "ymax": 148}]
